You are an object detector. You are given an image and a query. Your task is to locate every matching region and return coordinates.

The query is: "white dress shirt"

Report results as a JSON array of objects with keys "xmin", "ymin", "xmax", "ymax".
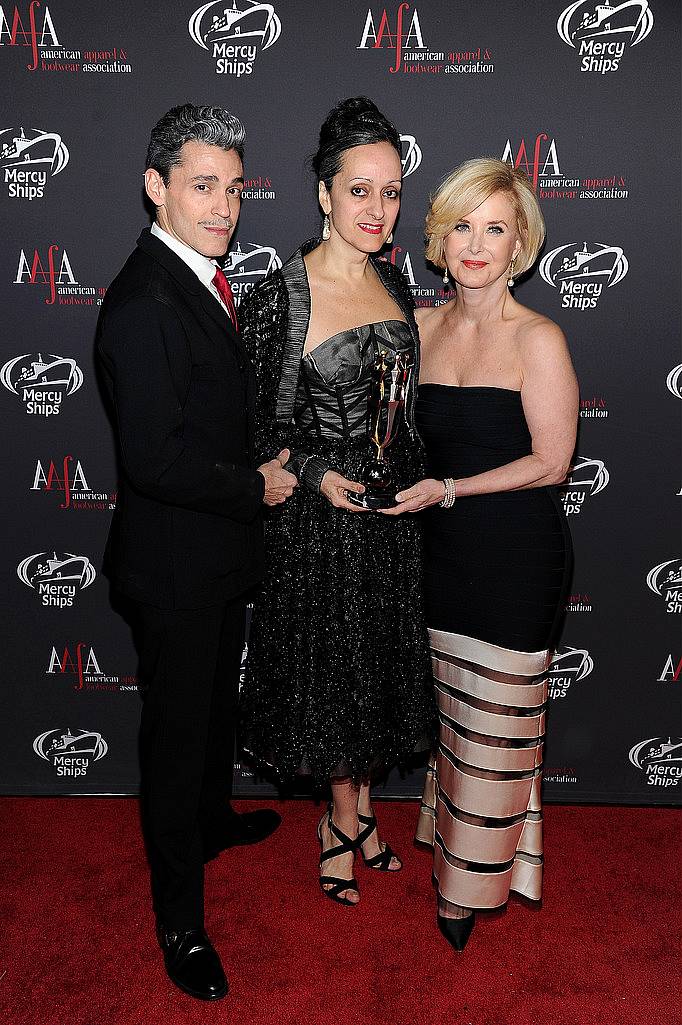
[{"xmin": 150, "ymin": 221, "xmax": 228, "ymax": 315}]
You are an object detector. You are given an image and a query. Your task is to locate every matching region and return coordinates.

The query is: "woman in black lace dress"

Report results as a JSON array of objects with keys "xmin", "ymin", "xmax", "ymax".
[{"xmin": 240, "ymin": 98, "xmax": 435, "ymax": 906}]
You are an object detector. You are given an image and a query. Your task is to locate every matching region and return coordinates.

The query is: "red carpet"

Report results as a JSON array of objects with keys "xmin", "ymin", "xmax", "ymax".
[{"xmin": 0, "ymin": 799, "xmax": 679, "ymax": 1025}]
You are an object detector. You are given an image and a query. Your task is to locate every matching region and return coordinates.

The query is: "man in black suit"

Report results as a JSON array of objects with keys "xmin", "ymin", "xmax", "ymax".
[{"xmin": 97, "ymin": 104, "xmax": 296, "ymax": 1001}]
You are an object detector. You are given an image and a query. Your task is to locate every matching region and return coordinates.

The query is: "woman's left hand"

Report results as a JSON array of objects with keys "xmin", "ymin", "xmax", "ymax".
[{"xmin": 378, "ymin": 478, "xmax": 445, "ymax": 515}]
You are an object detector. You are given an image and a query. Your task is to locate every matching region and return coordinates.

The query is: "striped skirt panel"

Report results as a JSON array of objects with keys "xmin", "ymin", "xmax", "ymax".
[{"xmin": 416, "ymin": 628, "xmax": 550, "ymax": 910}]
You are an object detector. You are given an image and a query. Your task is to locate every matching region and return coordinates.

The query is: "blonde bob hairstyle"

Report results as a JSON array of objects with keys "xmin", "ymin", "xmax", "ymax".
[{"xmin": 425, "ymin": 158, "xmax": 545, "ymax": 277}]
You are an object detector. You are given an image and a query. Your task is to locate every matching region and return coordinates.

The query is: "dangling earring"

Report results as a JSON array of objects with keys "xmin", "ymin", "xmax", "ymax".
[
  {"xmin": 508, "ymin": 257, "xmax": 516, "ymax": 288},
  {"xmin": 386, "ymin": 231, "xmax": 393, "ymax": 245},
  {"xmin": 322, "ymin": 214, "xmax": 331, "ymax": 241},
  {"xmin": 443, "ymin": 268, "xmax": 449, "ymax": 285}
]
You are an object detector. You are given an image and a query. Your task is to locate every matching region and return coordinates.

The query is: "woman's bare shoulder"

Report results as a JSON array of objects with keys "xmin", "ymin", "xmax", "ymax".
[
  {"xmin": 415, "ymin": 301, "xmax": 450, "ymax": 338},
  {"xmin": 514, "ymin": 304, "xmax": 568, "ymax": 352}
]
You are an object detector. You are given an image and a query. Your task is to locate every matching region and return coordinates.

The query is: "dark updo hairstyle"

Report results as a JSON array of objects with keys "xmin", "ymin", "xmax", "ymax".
[{"xmin": 312, "ymin": 96, "xmax": 402, "ymax": 190}]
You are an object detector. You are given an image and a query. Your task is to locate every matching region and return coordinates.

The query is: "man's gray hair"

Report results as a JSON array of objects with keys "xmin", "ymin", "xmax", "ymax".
[{"xmin": 146, "ymin": 103, "xmax": 245, "ymax": 184}]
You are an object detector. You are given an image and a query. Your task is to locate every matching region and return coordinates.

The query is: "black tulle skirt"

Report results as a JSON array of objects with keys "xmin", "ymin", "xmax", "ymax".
[{"xmin": 240, "ymin": 431, "xmax": 437, "ymax": 783}]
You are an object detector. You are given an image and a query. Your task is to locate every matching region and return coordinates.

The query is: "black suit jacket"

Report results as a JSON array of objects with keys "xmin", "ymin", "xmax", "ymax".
[{"xmin": 97, "ymin": 228, "xmax": 265, "ymax": 609}]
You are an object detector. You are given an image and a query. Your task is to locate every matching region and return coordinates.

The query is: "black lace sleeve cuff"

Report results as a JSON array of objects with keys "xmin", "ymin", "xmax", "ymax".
[{"xmin": 284, "ymin": 451, "xmax": 329, "ymax": 492}]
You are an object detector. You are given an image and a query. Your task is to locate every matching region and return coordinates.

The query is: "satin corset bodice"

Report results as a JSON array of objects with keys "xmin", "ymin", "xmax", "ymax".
[{"xmin": 294, "ymin": 320, "xmax": 413, "ymax": 440}]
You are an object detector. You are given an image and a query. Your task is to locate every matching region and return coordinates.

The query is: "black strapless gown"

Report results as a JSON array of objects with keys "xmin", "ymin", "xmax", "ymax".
[
  {"xmin": 241, "ymin": 322, "xmax": 436, "ymax": 783},
  {"xmin": 418, "ymin": 385, "xmax": 572, "ymax": 651},
  {"xmin": 414, "ymin": 385, "xmax": 572, "ymax": 911}
]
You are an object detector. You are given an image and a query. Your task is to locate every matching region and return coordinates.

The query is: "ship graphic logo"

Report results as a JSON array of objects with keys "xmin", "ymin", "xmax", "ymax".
[
  {"xmin": 1, "ymin": 352, "xmax": 83, "ymax": 397},
  {"xmin": 0, "ymin": 127, "xmax": 69, "ymax": 175},
  {"xmin": 549, "ymin": 646, "xmax": 594, "ymax": 681},
  {"xmin": 647, "ymin": 560, "xmax": 682, "ymax": 598},
  {"xmin": 400, "ymin": 135, "xmax": 422, "ymax": 178},
  {"xmin": 629, "ymin": 736, "xmax": 682, "ymax": 770},
  {"xmin": 666, "ymin": 364, "xmax": 682, "ymax": 399},
  {"xmin": 539, "ymin": 241, "xmax": 628, "ymax": 289},
  {"xmin": 223, "ymin": 241, "xmax": 281, "ymax": 280},
  {"xmin": 558, "ymin": 0, "xmax": 654, "ymax": 49},
  {"xmin": 189, "ymin": 0, "xmax": 281, "ymax": 51},
  {"xmin": 564, "ymin": 456, "xmax": 610, "ymax": 496},
  {"xmin": 34, "ymin": 728, "xmax": 108, "ymax": 763},
  {"xmin": 17, "ymin": 552, "xmax": 96, "ymax": 590}
]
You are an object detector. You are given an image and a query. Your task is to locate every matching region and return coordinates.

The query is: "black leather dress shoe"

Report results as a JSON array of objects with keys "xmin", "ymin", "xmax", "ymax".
[
  {"xmin": 157, "ymin": 926, "xmax": 228, "ymax": 1000},
  {"xmin": 204, "ymin": 808, "xmax": 281, "ymax": 863}
]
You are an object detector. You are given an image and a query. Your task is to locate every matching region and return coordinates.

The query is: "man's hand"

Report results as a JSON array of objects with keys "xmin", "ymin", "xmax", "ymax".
[{"xmin": 258, "ymin": 449, "xmax": 298, "ymax": 506}]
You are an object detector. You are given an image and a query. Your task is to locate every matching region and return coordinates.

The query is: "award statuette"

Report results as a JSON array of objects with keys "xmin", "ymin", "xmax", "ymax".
[{"xmin": 347, "ymin": 349, "xmax": 411, "ymax": 510}]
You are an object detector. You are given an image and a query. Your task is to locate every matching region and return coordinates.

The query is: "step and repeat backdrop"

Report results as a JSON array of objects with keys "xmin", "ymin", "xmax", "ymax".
[{"xmin": 1, "ymin": 0, "xmax": 680, "ymax": 803}]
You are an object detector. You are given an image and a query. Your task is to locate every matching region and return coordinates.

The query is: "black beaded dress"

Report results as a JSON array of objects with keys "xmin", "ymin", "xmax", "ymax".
[
  {"xmin": 239, "ymin": 243, "xmax": 436, "ymax": 782},
  {"xmin": 414, "ymin": 385, "xmax": 572, "ymax": 910}
]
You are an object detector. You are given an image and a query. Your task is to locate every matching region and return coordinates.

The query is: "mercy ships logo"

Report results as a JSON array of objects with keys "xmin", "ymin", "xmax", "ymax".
[
  {"xmin": 188, "ymin": 0, "xmax": 281, "ymax": 76},
  {"xmin": 539, "ymin": 241, "xmax": 628, "ymax": 309},
  {"xmin": 557, "ymin": 1, "xmax": 654, "ymax": 73},
  {"xmin": 17, "ymin": 550, "xmax": 96, "ymax": 607},
  {"xmin": 33, "ymin": 727, "xmax": 108, "ymax": 778},
  {"xmin": 629, "ymin": 736, "xmax": 681, "ymax": 789},
  {"xmin": 223, "ymin": 241, "xmax": 281, "ymax": 305},
  {"xmin": 1, "ymin": 352, "xmax": 83, "ymax": 415},
  {"xmin": 0, "ymin": 125, "xmax": 68, "ymax": 199},
  {"xmin": 548, "ymin": 645, "xmax": 594, "ymax": 699},
  {"xmin": 400, "ymin": 134, "xmax": 421, "ymax": 177},
  {"xmin": 647, "ymin": 560, "xmax": 682, "ymax": 614},
  {"xmin": 666, "ymin": 365, "xmax": 682, "ymax": 400},
  {"xmin": 560, "ymin": 456, "xmax": 609, "ymax": 514}
]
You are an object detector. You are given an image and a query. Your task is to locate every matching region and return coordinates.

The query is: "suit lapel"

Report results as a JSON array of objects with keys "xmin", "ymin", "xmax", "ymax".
[
  {"xmin": 137, "ymin": 227, "xmax": 248, "ymax": 362},
  {"xmin": 199, "ymin": 287, "xmax": 243, "ymax": 352}
]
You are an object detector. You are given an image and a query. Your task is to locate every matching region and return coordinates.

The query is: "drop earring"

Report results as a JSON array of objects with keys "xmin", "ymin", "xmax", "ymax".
[
  {"xmin": 443, "ymin": 269, "xmax": 449, "ymax": 285},
  {"xmin": 508, "ymin": 257, "xmax": 516, "ymax": 288},
  {"xmin": 386, "ymin": 232, "xmax": 393, "ymax": 245},
  {"xmin": 322, "ymin": 214, "xmax": 331, "ymax": 241}
]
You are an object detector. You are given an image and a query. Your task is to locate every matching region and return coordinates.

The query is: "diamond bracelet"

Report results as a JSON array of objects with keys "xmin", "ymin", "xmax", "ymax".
[{"xmin": 439, "ymin": 477, "xmax": 457, "ymax": 508}]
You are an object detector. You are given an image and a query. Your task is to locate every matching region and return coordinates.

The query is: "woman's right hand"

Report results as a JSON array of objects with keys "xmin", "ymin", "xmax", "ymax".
[{"xmin": 320, "ymin": 470, "xmax": 370, "ymax": 512}]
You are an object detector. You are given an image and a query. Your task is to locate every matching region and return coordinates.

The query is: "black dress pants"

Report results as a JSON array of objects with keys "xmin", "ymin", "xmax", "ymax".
[{"xmin": 128, "ymin": 595, "xmax": 246, "ymax": 930}]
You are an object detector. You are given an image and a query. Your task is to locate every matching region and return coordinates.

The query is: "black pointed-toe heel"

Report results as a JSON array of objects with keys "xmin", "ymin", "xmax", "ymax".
[
  {"xmin": 317, "ymin": 803, "xmax": 360, "ymax": 907},
  {"xmin": 357, "ymin": 811, "xmax": 402, "ymax": 871},
  {"xmin": 437, "ymin": 912, "xmax": 476, "ymax": 952}
]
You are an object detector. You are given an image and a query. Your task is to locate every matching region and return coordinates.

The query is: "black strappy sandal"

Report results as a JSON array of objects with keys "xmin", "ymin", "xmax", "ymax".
[
  {"xmin": 357, "ymin": 810, "xmax": 402, "ymax": 871},
  {"xmin": 317, "ymin": 804, "xmax": 360, "ymax": 907}
]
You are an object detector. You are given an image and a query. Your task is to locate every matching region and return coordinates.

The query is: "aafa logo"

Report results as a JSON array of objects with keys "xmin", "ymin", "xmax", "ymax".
[
  {"xmin": 539, "ymin": 241, "xmax": 628, "ymax": 309},
  {"xmin": 17, "ymin": 550, "xmax": 96, "ymax": 608},
  {"xmin": 0, "ymin": 2, "xmax": 60, "ymax": 70},
  {"xmin": 13, "ymin": 246, "xmax": 102, "ymax": 305},
  {"xmin": 558, "ymin": 1, "xmax": 654, "ymax": 73},
  {"xmin": 31, "ymin": 456, "xmax": 90, "ymax": 508},
  {"xmin": 14, "ymin": 244, "xmax": 75, "ymax": 304},
  {"xmin": 400, "ymin": 134, "xmax": 421, "ymax": 177},
  {"xmin": 629, "ymin": 736, "xmax": 681, "ymax": 788},
  {"xmin": 1, "ymin": 126, "xmax": 68, "ymax": 199},
  {"xmin": 223, "ymin": 241, "xmax": 281, "ymax": 305},
  {"xmin": 387, "ymin": 244, "xmax": 447, "ymax": 307},
  {"xmin": 646, "ymin": 559, "xmax": 682, "ymax": 614},
  {"xmin": 666, "ymin": 364, "xmax": 682, "ymax": 399},
  {"xmin": 548, "ymin": 645, "xmax": 594, "ymax": 699},
  {"xmin": 358, "ymin": 4, "xmax": 425, "ymax": 73},
  {"xmin": 47, "ymin": 643, "xmax": 102, "ymax": 691},
  {"xmin": 560, "ymin": 456, "xmax": 609, "ymax": 515},
  {"xmin": 33, "ymin": 727, "xmax": 107, "ymax": 778},
  {"xmin": 1, "ymin": 351, "xmax": 83, "ymax": 415},
  {"xmin": 188, "ymin": 0, "xmax": 281, "ymax": 77},
  {"xmin": 502, "ymin": 133, "xmax": 562, "ymax": 191}
]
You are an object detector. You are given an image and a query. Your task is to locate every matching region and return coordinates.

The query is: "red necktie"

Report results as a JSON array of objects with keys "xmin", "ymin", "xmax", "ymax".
[{"xmin": 211, "ymin": 266, "xmax": 239, "ymax": 332}]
